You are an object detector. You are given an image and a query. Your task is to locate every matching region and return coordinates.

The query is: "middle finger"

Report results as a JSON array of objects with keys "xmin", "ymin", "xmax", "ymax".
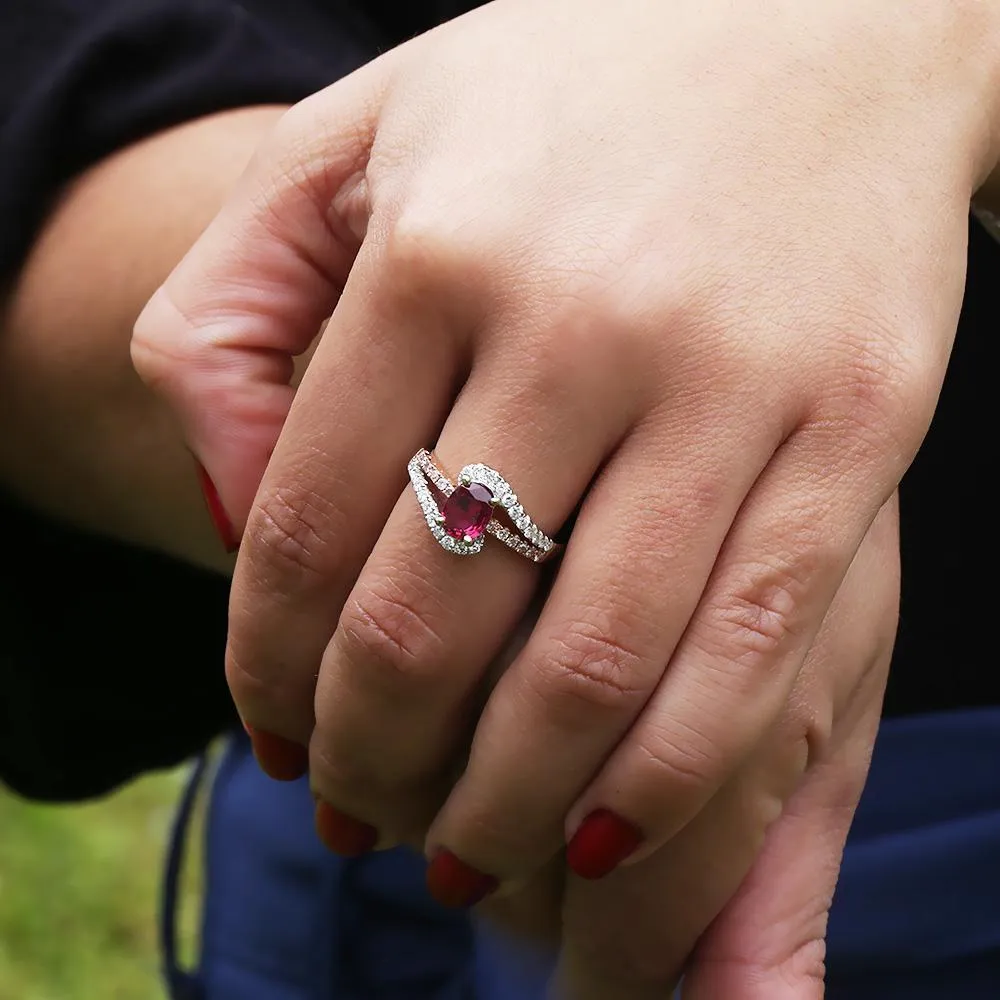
[
  {"xmin": 423, "ymin": 389, "xmax": 780, "ymax": 895},
  {"xmin": 309, "ymin": 322, "xmax": 637, "ymax": 850}
]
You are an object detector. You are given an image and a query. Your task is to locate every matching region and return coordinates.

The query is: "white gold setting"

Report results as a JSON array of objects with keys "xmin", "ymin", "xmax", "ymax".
[{"xmin": 407, "ymin": 449, "xmax": 561, "ymax": 563}]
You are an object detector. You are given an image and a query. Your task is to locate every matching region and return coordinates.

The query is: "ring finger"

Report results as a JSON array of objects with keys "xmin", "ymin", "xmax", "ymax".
[
  {"xmin": 421, "ymin": 394, "xmax": 783, "ymax": 893},
  {"xmin": 308, "ymin": 322, "xmax": 638, "ymax": 849}
]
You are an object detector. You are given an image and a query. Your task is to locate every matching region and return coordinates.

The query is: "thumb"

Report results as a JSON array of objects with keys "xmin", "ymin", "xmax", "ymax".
[
  {"xmin": 131, "ymin": 50, "xmax": 399, "ymax": 540},
  {"xmin": 680, "ymin": 698, "xmax": 883, "ymax": 1000},
  {"xmin": 682, "ymin": 498, "xmax": 899, "ymax": 1000}
]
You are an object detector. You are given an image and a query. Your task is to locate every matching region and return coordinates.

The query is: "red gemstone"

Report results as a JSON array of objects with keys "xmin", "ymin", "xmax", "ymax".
[{"xmin": 441, "ymin": 483, "xmax": 494, "ymax": 541}]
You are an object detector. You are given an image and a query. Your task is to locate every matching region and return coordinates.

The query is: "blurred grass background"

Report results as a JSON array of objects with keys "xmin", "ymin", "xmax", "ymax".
[{"xmin": 0, "ymin": 766, "xmax": 198, "ymax": 1000}]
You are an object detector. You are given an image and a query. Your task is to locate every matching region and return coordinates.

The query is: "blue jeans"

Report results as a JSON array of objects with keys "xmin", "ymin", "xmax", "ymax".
[{"xmin": 162, "ymin": 709, "xmax": 1000, "ymax": 999}]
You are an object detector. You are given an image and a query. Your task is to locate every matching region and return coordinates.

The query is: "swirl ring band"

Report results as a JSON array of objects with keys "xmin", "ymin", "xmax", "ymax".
[{"xmin": 407, "ymin": 449, "xmax": 562, "ymax": 563}]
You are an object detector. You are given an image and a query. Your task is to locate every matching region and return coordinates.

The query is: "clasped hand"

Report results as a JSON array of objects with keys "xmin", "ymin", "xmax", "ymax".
[{"xmin": 133, "ymin": 0, "xmax": 998, "ymax": 994}]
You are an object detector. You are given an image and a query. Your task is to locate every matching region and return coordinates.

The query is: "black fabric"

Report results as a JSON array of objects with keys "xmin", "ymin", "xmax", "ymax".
[
  {"xmin": 362, "ymin": 0, "xmax": 480, "ymax": 45},
  {"xmin": 0, "ymin": 0, "xmax": 995, "ymax": 801},
  {"xmin": 0, "ymin": 0, "xmax": 375, "ymax": 282},
  {"xmin": 0, "ymin": 0, "xmax": 378, "ymax": 800},
  {"xmin": 884, "ymin": 219, "xmax": 998, "ymax": 716},
  {"xmin": 0, "ymin": 494, "xmax": 237, "ymax": 801}
]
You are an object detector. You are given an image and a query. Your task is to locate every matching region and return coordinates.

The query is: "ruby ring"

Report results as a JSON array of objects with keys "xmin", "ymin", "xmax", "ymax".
[{"xmin": 407, "ymin": 449, "xmax": 561, "ymax": 563}]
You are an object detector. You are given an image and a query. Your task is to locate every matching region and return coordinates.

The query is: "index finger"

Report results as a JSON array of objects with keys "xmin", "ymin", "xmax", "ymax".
[{"xmin": 131, "ymin": 52, "xmax": 397, "ymax": 529}]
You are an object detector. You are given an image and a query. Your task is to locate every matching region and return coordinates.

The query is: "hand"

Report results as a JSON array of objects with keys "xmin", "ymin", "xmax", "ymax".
[
  {"xmin": 133, "ymin": 0, "xmax": 994, "ymax": 982},
  {"xmin": 384, "ymin": 495, "xmax": 900, "ymax": 998},
  {"xmin": 306, "ymin": 496, "xmax": 900, "ymax": 1000},
  {"xmin": 0, "ymin": 106, "xmax": 286, "ymax": 571},
  {"xmin": 547, "ymin": 496, "xmax": 899, "ymax": 999}
]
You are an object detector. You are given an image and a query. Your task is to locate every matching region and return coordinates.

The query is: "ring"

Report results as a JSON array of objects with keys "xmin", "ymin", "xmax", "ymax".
[{"xmin": 408, "ymin": 449, "xmax": 562, "ymax": 563}]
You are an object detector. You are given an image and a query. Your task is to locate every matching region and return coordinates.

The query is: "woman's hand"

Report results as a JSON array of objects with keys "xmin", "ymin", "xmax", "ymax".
[
  {"xmin": 548, "ymin": 496, "xmax": 899, "ymax": 999},
  {"xmin": 132, "ymin": 0, "xmax": 996, "ymax": 980},
  {"xmin": 432, "ymin": 496, "xmax": 901, "ymax": 999},
  {"xmin": 0, "ymin": 106, "xmax": 287, "ymax": 572}
]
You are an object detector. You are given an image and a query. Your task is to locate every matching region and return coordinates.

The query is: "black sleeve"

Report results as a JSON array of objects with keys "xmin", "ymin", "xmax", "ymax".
[
  {"xmin": 0, "ymin": 0, "xmax": 378, "ymax": 800},
  {"xmin": 0, "ymin": 492, "xmax": 238, "ymax": 802},
  {"xmin": 884, "ymin": 219, "xmax": 999, "ymax": 716},
  {"xmin": 0, "ymin": 0, "xmax": 377, "ymax": 280}
]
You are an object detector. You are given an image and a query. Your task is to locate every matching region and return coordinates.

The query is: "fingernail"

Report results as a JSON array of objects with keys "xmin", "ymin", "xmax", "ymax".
[
  {"xmin": 566, "ymin": 809, "xmax": 643, "ymax": 880},
  {"xmin": 314, "ymin": 800, "xmax": 378, "ymax": 857},
  {"xmin": 193, "ymin": 460, "xmax": 239, "ymax": 553},
  {"xmin": 245, "ymin": 725, "xmax": 309, "ymax": 782},
  {"xmin": 426, "ymin": 850, "xmax": 498, "ymax": 909}
]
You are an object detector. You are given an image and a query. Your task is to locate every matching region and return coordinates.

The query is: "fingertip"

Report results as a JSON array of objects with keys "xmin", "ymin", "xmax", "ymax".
[
  {"xmin": 566, "ymin": 809, "xmax": 643, "ymax": 880},
  {"xmin": 246, "ymin": 725, "xmax": 309, "ymax": 781},
  {"xmin": 314, "ymin": 799, "xmax": 379, "ymax": 857},
  {"xmin": 193, "ymin": 459, "xmax": 241, "ymax": 552},
  {"xmin": 426, "ymin": 850, "xmax": 499, "ymax": 909}
]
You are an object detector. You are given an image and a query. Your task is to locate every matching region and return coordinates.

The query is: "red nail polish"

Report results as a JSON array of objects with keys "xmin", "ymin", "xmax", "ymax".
[
  {"xmin": 193, "ymin": 460, "xmax": 239, "ymax": 553},
  {"xmin": 426, "ymin": 850, "xmax": 498, "ymax": 909},
  {"xmin": 566, "ymin": 809, "xmax": 643, "ymax": 880},
  {"xmin": 315, "ymin": 800, "xmax": 378, "ymax": 857},
  {"xmin": 246, "ymin": 726, "xmax": 309, "ymax": 782}
]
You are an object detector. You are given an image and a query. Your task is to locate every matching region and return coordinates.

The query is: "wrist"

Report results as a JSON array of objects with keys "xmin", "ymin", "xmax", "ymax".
[
  {"xmin": 0, "ymin": 106, "xmax": 285, "ymax": 573},
  {"xmin": 948, "ymin": 0, "xmax": 1000, "ymax": 195},
  {"xmin": 875, "ymin": 0, "xmax": 1000, "ymax": 196}
]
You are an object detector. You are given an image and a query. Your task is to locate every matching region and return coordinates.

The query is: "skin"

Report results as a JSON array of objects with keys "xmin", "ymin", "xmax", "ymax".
[
  {"xmin": 133, "ymin": 0, "xmax": 1000, "ymax": 998},
  {"xmin": 0, "ymin": 105, "xmax": 287, "ymax": 574},
  {"xmin": 0, "ymin": 99, "xmax": 897, "ymax": 999},
  {"xmin": 134, "ymin": 0, "xmax": 1000, "ymax": 995},
  {"xmin": 133, "ymin": 0, "xmax": 1000, "ymax": 996},
  {"xmin": 0, "ymin": 109, "xmax": 900, "ymax": 992},
  {"xmin": 4, "ymin": 1, "xmax": 998, "ymax": 996},
  {"xmin": 479, "ymin": 500, "xmax": 899, "ymax": 999}
]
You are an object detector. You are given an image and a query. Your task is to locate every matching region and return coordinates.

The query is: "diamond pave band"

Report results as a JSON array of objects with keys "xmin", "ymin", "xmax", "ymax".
[{"xmin": 407, "ymin": 449, "xmax": 561, "ymax": 563}]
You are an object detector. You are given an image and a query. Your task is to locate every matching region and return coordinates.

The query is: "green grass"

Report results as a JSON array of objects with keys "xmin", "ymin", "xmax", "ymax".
[{"xmin": 0, "ymin": 766, "xmax": 197, "ymax": 1000}]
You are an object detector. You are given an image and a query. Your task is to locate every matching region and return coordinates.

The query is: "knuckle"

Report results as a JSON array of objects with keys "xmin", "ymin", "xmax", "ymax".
[
  {"xmin": 249, "ymin": 482, "xmax": 346, "ymax": 587},
  {"xmin": 308, "ymin": 740, "xmax": 370, "ymax": 800},
  {"xmin": 223, "ymin": 646, "xmax": 262, "ymax": 711},
  {"xmin": 634, "ymin": 719, "xmax": 721, "ymax": 792},
  {"xmin": 251, "ymin": 98, "xmax": 370, "ymax": 252},
  {"xmin": 780, "ymin": 938, "xmax": 828, "ymax": 991},
  {"xmin": 513, "ymin": 297, "xmax": 652, "ymax": 407},
  {"xmin": 700, "ymin": 553, "xmax": 818, "ymax": 671},
  {"xmin": 762, "ymin": 714, "xmax": 815, "ymax": 797},
  {"xmin": 783, "ymin": 686, "xmax": 834, "ymax": 764},
  {"xmin": 224, "ymin": 643, "xmax": 266, "ymax": 701},
  {"xmin": 224, "ymin": 646, "xmax": 314, "ymax": 741},
  {"xmin": 696, "ymin": 939, "xmax": 827, "ymax": 994},
  {"xmin": 532, "ymin": 622, "xmax": 649, "ymax": 717},
  {"xmin": 379, "ymin": 205, "xmax": 473, "ymax": 303},
  {"xmin": 130, "ymin": 287, "xmax": 201, "ymax": 394},
  {"xmin": 337, "ymin": 573, "xmax": 449, "ymax": 689},
  {"xmin": 253, "ymin": 100, "xmax": 331, "ymax": 204},
  {"xmin": 815, "ymin": 325, "xmax": 940, "ymax": 460}
]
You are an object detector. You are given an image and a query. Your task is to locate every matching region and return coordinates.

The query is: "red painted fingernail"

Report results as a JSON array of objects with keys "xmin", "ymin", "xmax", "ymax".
[
  {"xmin": 426, "ymin": 850, "xmax": 498, "ymax": 909},
  {"xmin": 314, "ymin": 800, "xmax": 378, "ymax": 857},
  {"xmin": 193, "ymin": 460, "xmax": 239, "ymax": 553},
  {"xmin": 566, "ymin": 809, "xmax": 643, "ymax": 880},
  {"xmin": 245, "ymin": 726, "xmax": 309, "ymax": 782}
]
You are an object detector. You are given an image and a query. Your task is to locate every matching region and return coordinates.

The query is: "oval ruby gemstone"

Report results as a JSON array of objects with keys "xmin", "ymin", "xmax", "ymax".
[{"xmin": 441, "ymin": 483, "xmax": 494, "ymax": 541}]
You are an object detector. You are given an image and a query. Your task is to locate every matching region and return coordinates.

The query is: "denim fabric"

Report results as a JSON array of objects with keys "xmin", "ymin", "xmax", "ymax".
[{"xmin": 163, "ymin": 710, "xmax": 1000, "ymax": 999}]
